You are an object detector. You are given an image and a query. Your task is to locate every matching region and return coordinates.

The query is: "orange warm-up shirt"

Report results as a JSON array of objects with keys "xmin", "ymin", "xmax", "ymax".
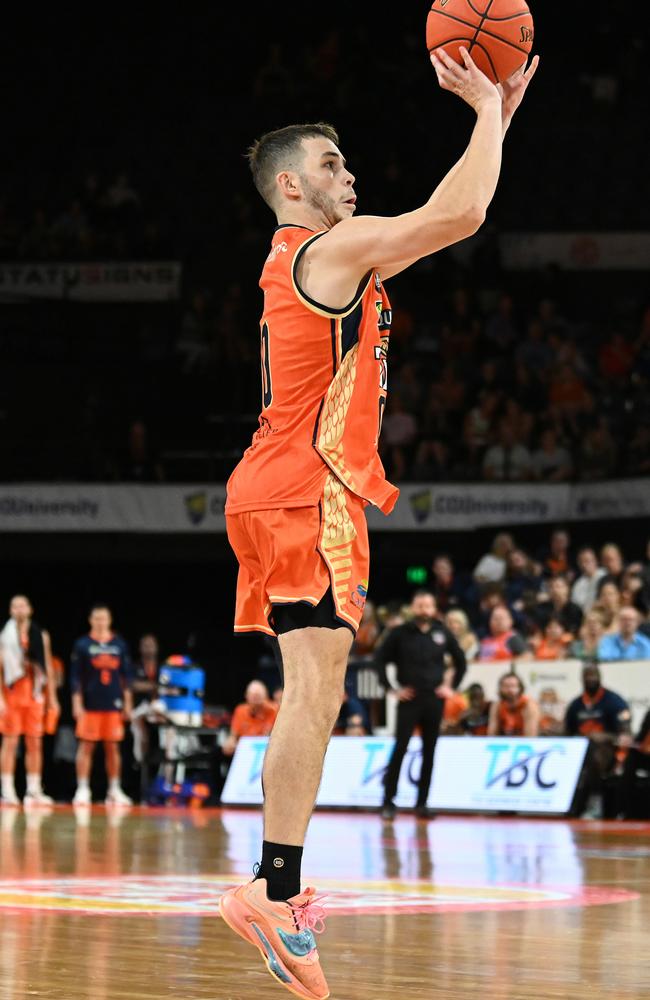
[
  {"xmin": 230, "ymin": 701, "xmax": 278, "ymax": 738},
  {"xmin": 225, "ymin": 225, "xmax": 399, "ymax": 516}
]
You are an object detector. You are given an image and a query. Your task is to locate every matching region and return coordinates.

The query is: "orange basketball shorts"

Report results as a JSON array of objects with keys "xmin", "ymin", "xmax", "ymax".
[
  {"xmin": 0, "ymin": 678, "xmax": 45, "ymax": 738},
  {"xmin": 76, "ymin": 710, "xmax": 125, "ymax": 743},
  {"xmin": 226, "ymin": 474, "xmax": 370, "ymax": 636}
]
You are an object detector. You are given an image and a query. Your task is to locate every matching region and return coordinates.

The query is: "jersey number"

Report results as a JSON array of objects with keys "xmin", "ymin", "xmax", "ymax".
[
  {"xmin": 100, "ymin": 669, "xmax": 111, "ymax": 686},
  {"xmin": 261, "ymin": 323, "xmax": 273, "ymax": 409}
]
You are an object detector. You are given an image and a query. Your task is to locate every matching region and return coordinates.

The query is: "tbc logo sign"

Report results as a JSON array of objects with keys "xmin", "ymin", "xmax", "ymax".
[{"xmin": 484, "ymin": 744, "xmax": 565, "ymax": 790}]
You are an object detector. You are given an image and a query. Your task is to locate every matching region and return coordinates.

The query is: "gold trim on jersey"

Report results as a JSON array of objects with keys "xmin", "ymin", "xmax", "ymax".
[
  {"xmin": 318, "ymin": 474, "xmax": 359, "ymax": 629},
  {"xmin": 291, "ymin": 233, "xmax": 373, "ymax": 321},
  {"xmin": 316, "ymin": 343, "xmax": 359, "ymax": 491}
]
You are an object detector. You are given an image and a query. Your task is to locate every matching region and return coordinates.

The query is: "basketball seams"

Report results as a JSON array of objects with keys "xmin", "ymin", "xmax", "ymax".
[
  {"xmin": 458, "ymin": 0, "xmax": 531, "ymax": 21},
  {"xmin": 428, "ymin": 10, "xmax": 532, "ymax": 59}
]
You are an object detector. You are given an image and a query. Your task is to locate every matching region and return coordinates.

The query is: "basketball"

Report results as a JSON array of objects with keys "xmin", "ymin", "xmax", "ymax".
[{"xmin": 426, "ymin": 0, "xmax": 534, "ymax": 84}]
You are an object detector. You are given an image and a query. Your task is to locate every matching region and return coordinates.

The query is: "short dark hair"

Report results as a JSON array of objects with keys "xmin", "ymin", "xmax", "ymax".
[
  {"xmin": 247, "ymin": 122, "xmax": 339, "ymax": 209},
  {"xmin": 89, "ymin": 603, "xmax": 111, "ymax": 615},
  {"xmin": 411, "ymin": 589, "xmax": 436, "ymax": 602}
]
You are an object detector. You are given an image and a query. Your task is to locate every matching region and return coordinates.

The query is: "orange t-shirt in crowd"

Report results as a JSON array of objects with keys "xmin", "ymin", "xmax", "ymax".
[
  {"xmin": 497, "ymin": 695, "xmax": 530, "ymax": 736},
  {"xmin": 443, "ymin": 692, "xmax": 467, "ymax": 725},
  {"xmin": 534, "ymin": 635, "xmax": 572, "ymax": 660},
  {"xmin": 230, "ymin": 701, "xmax": 278, "ymax": 738},
  {"xmin": 225, "ymin": 225, "xmax": 399, "ymax": 517}
]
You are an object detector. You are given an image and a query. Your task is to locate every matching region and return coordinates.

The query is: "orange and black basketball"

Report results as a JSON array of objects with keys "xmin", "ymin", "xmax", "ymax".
[{"xmin": 426, "ymin": 0, "xmax": 534, "ymax": 84}]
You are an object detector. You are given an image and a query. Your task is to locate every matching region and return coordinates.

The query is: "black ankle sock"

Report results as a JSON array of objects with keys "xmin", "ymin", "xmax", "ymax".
[{"xmin": 256, "ymin": 841, "xmax": 303, "ymax": 901}]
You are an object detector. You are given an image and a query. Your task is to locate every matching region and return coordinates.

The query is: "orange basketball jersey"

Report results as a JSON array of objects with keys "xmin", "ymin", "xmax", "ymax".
[
  {"xmin": 225, "ymin": 225, "xmax": 399, "ymax": 516},
  {"xmin": 498, "ymin": 695, "xmax": 529, "ymax": 737}
]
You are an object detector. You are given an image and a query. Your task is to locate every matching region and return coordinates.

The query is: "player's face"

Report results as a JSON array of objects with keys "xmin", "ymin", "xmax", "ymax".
[
  {"xmin": 90, "ymin": 609, "xmax": 112, "ymax": 633},
  {"xmin": 299, "ymin": 138, "xmax": 356, "ymax": 226},
  {"xmin": 9, "ymin": 596, "xmax": 32, "ymax": 623},
  {"xmin": 500, "ymin": 677, "xmax": 522, "ymax": 703}
]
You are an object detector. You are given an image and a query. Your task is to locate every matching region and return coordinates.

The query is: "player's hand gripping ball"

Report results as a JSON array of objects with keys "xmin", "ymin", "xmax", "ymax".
[{"xmin": 426, "ymin": 0, "xmax": 534, "ymax": 84}]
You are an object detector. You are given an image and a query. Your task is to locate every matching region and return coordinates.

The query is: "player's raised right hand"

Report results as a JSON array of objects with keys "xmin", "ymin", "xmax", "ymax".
[{"xmin": 430, "ymin": 46, "xmax": 501, "ymax": 113}]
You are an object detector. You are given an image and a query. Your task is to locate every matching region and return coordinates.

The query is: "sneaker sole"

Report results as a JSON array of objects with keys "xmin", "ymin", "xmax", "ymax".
[{"xmin": 218, "ymin": 892, "xmax": 329, "ymax": 1000}]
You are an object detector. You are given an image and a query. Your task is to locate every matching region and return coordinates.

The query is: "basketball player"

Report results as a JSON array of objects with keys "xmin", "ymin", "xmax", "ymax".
[
  {"xmin": 219, "ymin": 46, "xmax": 539, "ymax": 999},
  {"xmin": 71, "ymin": 605, "xmax": 134, "ymax": 806},
  {"xmin": 488, "ymin": 672, "xmax": 540, "ymax": 737},
  {"xmin": 0, "ymin": 595, "xmax": 59, "ymax": 805}
]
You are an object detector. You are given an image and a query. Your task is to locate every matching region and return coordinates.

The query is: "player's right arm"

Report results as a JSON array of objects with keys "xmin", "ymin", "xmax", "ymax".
[
  {"xmin": 70, "ymin": 640, "xmax": 84, "ymax": 720},
  {"xmin": 308, "ymin": 48, "xmax": 503, "ymax": 283}
]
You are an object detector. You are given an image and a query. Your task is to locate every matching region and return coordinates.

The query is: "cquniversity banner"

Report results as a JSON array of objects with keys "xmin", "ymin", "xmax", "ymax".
[{"xmin": 221, "ymin": 736, "xmax": 588, "ymax": 814}]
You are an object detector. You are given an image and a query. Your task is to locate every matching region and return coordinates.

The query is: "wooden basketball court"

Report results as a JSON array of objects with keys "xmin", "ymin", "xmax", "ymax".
[{"xmin": 0, "ymin": 804, "xmax": 648, "ymax": 999}]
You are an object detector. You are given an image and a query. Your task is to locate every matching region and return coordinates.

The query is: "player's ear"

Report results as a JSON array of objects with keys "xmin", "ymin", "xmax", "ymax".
[{"xmin": 276, "ymin": 170, "xmax": 301, "ymax": 201}]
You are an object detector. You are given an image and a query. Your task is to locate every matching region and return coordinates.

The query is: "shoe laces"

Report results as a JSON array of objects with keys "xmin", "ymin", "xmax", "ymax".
[{"xmin": 290, "ymin": 892, "xmax": 327, "ymax": 935}]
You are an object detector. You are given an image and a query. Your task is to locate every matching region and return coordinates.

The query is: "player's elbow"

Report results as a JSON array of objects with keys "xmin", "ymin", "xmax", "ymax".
[{"xmin": 461, "ymin": 204, "xmax": 486, "ymax": 235}]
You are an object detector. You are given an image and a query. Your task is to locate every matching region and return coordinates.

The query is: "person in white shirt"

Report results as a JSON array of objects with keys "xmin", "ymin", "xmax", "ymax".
[
  {"xmin": 473, "ymin": 532, "xmax": 515, "ymax": 584},
  {"xmin": 571, "ymin": 547, "xmax": 607, "ymax": 612}
]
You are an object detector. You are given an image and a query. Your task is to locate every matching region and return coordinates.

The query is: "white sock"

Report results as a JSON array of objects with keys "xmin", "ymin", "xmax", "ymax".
[
  {"xmin": 26, "ymin": 774, "xmax": 41, "ymax": 796},
  {"xmin": 108, "ymin": 778, "xmax": 121, "ymax": 793},
  {"xmin": 1, "ymin": 774, "xmax": 16, "ymax": 798},
  {"xmin": 77, "ymin": 777, "xmax": 90, "ymax": 791}
]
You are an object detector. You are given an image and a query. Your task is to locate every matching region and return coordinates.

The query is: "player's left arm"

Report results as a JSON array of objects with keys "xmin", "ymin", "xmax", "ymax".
[
  {"xmin": 523, "ymin": 698, "xmax": 541, "ymax": 737},
  {"xmin": 120, "ymin": 641, "xmax": 134, "ymax": 720},
  {"xmin": 381, "ymin": 55, "xmax": 539, "ymax": 282},
  {"xmin": 42, "ymin": 630, "xmax": 60, "ymax": 712}
]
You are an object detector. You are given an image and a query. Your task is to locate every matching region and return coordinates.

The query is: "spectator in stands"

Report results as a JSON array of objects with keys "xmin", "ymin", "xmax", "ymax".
[
  {"xmin": 624, "ymin": 423, "xmax": 650, "ymax": 477},
  {"xmin": 441, "ymin": 689, "xmax": 469, "ymax": 735},
  {"xmin": 548, "ymin": 363, "xmax": 592, "ymax": 421},
  {"xmin": 445, "ymin": 609, "xmax": 479, "ymax": 662},
  {"xmin": 482, "ymin": 417, "xmax": 533, "ymax": 482},
  {"xmin": 515, "ymin": 318, "xmax": 554, "ymax": 374},
  {"xmin": 532, "ymin": 617, "xmax": 573, "ymax": 660},
  {"xmin": 475, "ymin": 583, "xmax": 509, "ymax": 637},
  {"xmin": 598, "ymin": 332, "xmax": 635, "ymax": 383},
  {"xmin": 380, "ymin": 393, "xmax": 417, "ymax": 451},
  {"xmin": 532, "ymin": 428, "xmax": 573, "ymax": 481},
  {"xmin": 564, "ymin": 664, "xmax": 632, "ymax": 818},
  {"xmin": 478, "ymin": 607, "xmax": 529, "ymax": 662},
  {"xmin": 571, "ymin": 547, "xmax": 607, "ymax": 612},
  {"xmin": 568, "ymin": 610, "xmax": 606, "ymax": 662},
  {"xmin": 578, "ymin": 419, "xmax": 618, "ymax": 481},
  {"xmin": 473, "ymin": 532, "xmax": 515, "ymax": 585},
  {"xmin": 430, "ymin": 555, "xmax": 474, "ymax": 615},
  {"xmin": 539, "ymin": 528, "xmax": 574, "ymax": 580},
  {"xmin": 504, "ymin": 548, "xmax": 543, "ymax": 614},
  {"xmin": 487, "ymin": 673, "xmax": 540, "ymax": 736},
  {"xmin": 600, "ymin": 543, "xmax": 626, "ymax": 588},
  {"xmin": 458, "ymin": 683, "xmax": 491, "ymax": 736},
  {"xmin": 221, "ymin": 681, "xmax": 278, "ymax": 758},
  {"xmin": 538, "ymin": 687, "xmax": 566, "ymax": 736},
  {"xmin": 594, "ymin": 580, "xmax": 623, "ymax": 635},
  {"xmin": 598, "ymin": 607, "xmax": 650, "ymax": 661},
  {"xmin": 536, "ymin": 575, "xmax": 584, "ymax": 637},
  {"xmin": 410, "ymin": 439, "xmax": 450, "ymax": 482}
]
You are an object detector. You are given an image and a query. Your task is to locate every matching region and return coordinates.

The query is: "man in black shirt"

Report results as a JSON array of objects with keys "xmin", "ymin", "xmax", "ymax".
[{"xmin": 374, "ymin": 590, "xmax": 466, "ymax": 819}]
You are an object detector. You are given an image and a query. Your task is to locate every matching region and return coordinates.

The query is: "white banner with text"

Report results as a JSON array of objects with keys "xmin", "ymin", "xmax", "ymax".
[
  {"xmin": 1, "ymin": 479, "xmax": 650, "ymax": 532},
  {"xmin": 221, "ymin": 735, "xmax": 589, "ymax": 814}
]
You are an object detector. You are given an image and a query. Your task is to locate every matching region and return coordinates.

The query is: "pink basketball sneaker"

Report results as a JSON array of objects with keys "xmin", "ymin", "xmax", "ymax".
[{"xmin": 219, "ymin": 877, "xmax": 329, "ymax": 999}]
